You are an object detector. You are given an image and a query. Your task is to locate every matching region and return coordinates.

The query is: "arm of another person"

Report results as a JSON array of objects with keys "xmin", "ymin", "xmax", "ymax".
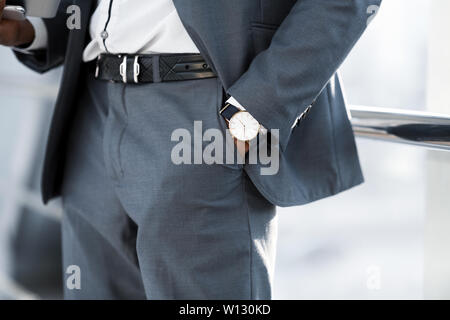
[{"xmin": 0, "ymin": 0, "xmax": 70, "ymax": 73}]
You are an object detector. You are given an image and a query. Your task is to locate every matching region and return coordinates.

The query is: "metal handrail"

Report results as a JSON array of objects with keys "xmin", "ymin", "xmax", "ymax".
[{"xmin": 350, "ymin": 105, "xmax": 450, "ymax": 151}]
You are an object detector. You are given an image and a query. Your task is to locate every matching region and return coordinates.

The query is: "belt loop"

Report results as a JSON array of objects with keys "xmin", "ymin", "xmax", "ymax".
[
  {"xmin": 133, "ymin": 56, "xmax": 140, "ymax": 83},
  {"xmin": 152, "ymin": 55, "xmax": 161, "ymax": 83},
  {"xmin": 95, "ymin": 55, "xmax": 101, "ymax": 78}
]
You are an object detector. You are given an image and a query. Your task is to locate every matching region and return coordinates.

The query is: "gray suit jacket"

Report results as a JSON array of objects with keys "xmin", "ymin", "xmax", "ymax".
[{"xmin": 15, "ymin": 0, "xmax": 382, "ymax": 206}]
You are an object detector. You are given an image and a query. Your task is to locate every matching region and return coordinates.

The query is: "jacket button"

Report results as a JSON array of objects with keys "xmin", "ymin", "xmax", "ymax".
[{"xmin": 101, "ymin": 31, "xmax": 109, "ymax": 39}]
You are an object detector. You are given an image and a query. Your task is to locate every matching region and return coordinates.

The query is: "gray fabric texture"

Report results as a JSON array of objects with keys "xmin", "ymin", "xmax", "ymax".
[
  {"xmin": 61, "ymin": 72, "xmax": 278, "ymax": 299},
  {"xmin": 13, "ymin": 0, "xmax": 382, "ymax": 205}
]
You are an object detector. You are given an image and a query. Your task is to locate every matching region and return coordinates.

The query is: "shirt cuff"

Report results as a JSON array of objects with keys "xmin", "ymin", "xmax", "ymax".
[
  {"xmin": 14, "ymin": 17, "xmax": 48, "ymax": 53},
  {"xmin": 226, "ymin": 96, "xmax": 267, "ymax": 134}
]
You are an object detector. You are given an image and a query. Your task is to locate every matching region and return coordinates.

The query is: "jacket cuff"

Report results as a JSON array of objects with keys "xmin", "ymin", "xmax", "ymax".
[{"xmin": 227, "ymin": 81, "xmax": 303, "ymax": 152}]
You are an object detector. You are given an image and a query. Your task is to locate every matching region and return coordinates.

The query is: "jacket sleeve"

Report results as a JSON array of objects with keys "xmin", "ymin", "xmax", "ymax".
[
  {"xmin": 13, "ymin": 3, "xmax": 70, "ymax": 73},
  {"xmin": 227, "ymin": 0, "xmax": 382, "ymax": 150}
]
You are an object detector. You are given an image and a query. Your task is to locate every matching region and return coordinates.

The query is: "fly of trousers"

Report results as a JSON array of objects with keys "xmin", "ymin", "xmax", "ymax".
[{"xmin": 60, "ymin": 67, "xmax": 278, "ymax": 299}]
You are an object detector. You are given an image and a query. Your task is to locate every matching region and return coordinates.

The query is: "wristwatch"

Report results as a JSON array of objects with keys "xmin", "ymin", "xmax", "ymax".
[{"xmin": 220, "ymin": 103, "xmax": 261, "ymax": 141}]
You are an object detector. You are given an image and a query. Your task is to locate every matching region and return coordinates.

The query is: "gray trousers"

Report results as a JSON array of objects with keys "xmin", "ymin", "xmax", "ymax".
[{"xmin": 60, "ymin": 70, "xmax": 278, "ymax": 299}]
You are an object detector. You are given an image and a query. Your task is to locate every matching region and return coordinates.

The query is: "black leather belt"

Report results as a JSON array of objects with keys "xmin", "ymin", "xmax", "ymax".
[{"xmin": 93, "ymin": 53, "xmax": 216, "ymax": 84}]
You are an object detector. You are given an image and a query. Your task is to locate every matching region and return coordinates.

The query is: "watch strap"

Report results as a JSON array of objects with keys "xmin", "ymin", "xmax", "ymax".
[{"xmin": 220, "ymin": 104, "xmax": 241, "ymax": 121}]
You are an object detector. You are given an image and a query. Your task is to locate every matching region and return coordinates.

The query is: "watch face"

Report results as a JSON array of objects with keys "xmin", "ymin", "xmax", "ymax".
[{"xmin": 229, "ymin": 111, "xmax": 260, "ymax": 141}]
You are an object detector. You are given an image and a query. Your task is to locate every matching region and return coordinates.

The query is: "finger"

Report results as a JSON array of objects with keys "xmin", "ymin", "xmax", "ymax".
[{"xmin": 235, "ymin": 139, "xmax": 248, "ymax": 158}]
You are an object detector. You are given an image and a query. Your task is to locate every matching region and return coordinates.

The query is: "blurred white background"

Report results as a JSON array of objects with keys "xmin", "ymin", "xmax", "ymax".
[
  {"xmin": 0, "ymin": 0, "xmax": 449, "ymax": 299},
  {"xmin": 274, "ymin": 0, "xmax": 436, "ymax": 299}
]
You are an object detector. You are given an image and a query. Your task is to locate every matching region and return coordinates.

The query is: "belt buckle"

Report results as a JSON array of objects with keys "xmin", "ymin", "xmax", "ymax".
[{"xmin": 119, "ymin": 55, "xmax": 141, "ymax": 84}]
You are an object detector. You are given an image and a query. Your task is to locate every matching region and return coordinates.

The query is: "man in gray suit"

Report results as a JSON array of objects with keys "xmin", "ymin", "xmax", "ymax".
[{"xmin": 0, "ymin": 0, "xmax": 381, "ymax": 299}]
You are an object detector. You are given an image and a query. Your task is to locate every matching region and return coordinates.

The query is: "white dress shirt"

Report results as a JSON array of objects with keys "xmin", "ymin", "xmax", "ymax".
[
  {"xmin": 83, "ymin": 0, "xmax": 200, "ymax": 61},
  {"xmin": 27, "ymin": 0, "xmax": 200, "ymax": 60},
  {"xmin": 25, "ymin": 0, "xmax": 258, "ymax": 129}
]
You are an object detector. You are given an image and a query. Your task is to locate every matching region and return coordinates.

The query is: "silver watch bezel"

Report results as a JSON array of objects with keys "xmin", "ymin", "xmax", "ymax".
[{"xmin": 228, "ymin": 111, "xmax": 261, "ymax": 142}]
